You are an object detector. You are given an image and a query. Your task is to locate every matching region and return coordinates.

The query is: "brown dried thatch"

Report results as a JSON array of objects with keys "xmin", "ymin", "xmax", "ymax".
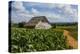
[{"xmin": 25, "ymin": 16, "xmax": 49, "ymax": 27}]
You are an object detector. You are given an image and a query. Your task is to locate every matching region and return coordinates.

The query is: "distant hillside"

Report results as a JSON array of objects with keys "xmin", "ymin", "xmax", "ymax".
[{"xmin": 50, "ymin": 22, "xmax": 78, "ymax": 26}]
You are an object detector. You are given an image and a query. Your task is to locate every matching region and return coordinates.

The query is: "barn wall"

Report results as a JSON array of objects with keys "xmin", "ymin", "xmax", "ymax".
[{"xmin": 35, "ymin": 21, "xmax": 52, "ymax": 29}]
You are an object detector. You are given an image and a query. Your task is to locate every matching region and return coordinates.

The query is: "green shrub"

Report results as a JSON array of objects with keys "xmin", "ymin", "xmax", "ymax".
[{"xmin": 10, "ymin": 28, "xmax": 67, "ymax": 53}]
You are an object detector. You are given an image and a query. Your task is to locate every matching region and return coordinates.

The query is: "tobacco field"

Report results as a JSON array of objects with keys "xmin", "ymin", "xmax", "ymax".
[{"xmin": 11, "ymin": 28, "xmax": 68, "ymax": 53}]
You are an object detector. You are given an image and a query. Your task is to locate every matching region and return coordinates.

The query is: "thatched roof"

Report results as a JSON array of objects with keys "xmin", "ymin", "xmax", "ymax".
[{"xmin": 25, "ymin": 16, "xmax": 49, "ymax": 26}]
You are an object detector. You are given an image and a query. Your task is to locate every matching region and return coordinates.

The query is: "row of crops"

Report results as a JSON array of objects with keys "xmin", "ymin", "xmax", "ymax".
[{"xmin": 10, "ymin": 28, "xmax": 68, "ymax": 53}]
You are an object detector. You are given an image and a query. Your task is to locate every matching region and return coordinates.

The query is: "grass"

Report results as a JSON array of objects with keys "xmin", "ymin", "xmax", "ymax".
[{"xmin": 53, "ymin": 25, "xmax": 78, "ymax": 40}]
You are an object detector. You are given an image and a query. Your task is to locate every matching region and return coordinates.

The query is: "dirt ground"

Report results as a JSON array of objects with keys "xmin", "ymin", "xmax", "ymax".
[{"xmin": 63, "ymin": 30, "xmax": 78, "ymax": 49}]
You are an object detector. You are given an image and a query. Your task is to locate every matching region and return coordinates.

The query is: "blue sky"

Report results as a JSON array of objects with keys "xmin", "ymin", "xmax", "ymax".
[{"xmin": 11, "ymin": 1, "xmax": 78, "ymax": 23}]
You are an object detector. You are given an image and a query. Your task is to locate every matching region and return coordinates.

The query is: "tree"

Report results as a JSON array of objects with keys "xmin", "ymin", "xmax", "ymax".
[{"xmin": 18, "ymin": 22, "xmax": 26, "ymax": 28}]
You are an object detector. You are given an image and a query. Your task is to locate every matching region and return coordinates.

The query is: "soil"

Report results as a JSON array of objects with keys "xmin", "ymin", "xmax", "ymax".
[{"xmin": 63, "ymin": 30, "xmax": 78, "ymax": 49}]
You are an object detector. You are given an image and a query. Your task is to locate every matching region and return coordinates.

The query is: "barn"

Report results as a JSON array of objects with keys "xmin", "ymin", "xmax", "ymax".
[{"xmin": 24, "ymin": 16, "xmax": 52, "ymax": 29}]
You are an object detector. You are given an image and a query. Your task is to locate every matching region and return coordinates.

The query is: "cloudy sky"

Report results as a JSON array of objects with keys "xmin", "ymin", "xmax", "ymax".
[{"xmin": 10, "ymin": 1, "xmax": 78, "ymax": 23}]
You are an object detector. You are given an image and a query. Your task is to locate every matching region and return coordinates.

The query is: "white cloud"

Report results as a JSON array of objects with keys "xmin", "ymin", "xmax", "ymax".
[
  {"xmin": 12, "ymin": 2, "xmax": 31, "ymax": 16},
  {"xmin": 31, "ymin": 8, "xmax": 39, "ymax": 16},
  {"xmin": 63, "ymin": 5, "xmax": 73, "ymax": 14},
  {"xmin": 12, "ymin": 2, "xmax": 25, "ymax": 11},
  {"xmin": 63, "ymin": 5, "xmax": 78, "ymax": 22},
  {"xmin": 11, "ymin": 2, "xmax": 78, "ymax": 23},
  {"xmin": 11, "ymin": 2, "xmax": 33, "ymax": 22},
  {"xmin": 12, "ymin": 2, "xmax": 29, "ymax": 13},
  {"xmin": 55, "ymin": 5, "xmax": 78, "ymax": 22},
  {"xmin": 46, "ymin": 4, "xmax": 65, "ymax": 9},
  {"xmin": 47, "ymin": 4, "xmax": 77, "ymax": 19},
  {"xmin": 30, "ymin": 7, "xmax": 63, "ymax": 20}
]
